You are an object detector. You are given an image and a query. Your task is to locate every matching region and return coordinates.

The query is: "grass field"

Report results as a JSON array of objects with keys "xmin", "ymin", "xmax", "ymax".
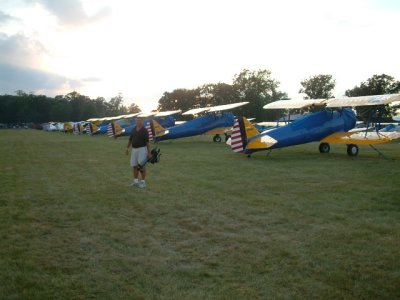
[{"xmin": 1, "ymin": 129, "xmax": 399, "ymax": 299}]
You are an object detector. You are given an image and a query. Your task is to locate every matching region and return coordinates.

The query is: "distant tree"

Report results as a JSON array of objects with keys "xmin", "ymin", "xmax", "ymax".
[
  {"xmin": 157, "ymin": 88, "xmax": 200, "ymax": 114},
  {"xmin": 198, "ymin": 83, "xmax": 239, "ymax": 107},
  {"xmin": 92, "ymin": 97, "xmax": 107, "ymax": 117},
  {"xmin": 345, "ymin": 74, "xmax": 400, "ymax": 121},
  {"xmin": 345, "ymin": 74, "xmax": 400, "ymax": 96},
  {"xmin": 127, "ymin": 103, "xmax": 141, "ymax": 113},
  {"xmin": 50, "ymin": 99, "xmax": 72, "ymax": 121},
  {"xmin": 107, "ymin": 94, "xmax": 128, "ymax": 116},
  {"xmin": 233, "ymin": 69, "xmax": 287, "ymax": 121},
  {"xmin": 299, "ymin": 74, "xmax": 336, "ymax": 99}
]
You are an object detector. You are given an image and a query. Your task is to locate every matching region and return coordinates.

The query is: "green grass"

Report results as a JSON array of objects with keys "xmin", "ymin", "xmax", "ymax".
[{"xmin": 1, "ymin": 129, "xmax": 399, "ymax": 299}]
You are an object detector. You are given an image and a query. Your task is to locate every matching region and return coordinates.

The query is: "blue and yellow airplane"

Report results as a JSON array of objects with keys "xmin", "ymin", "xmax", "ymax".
[
  {"xmin": 229, "ymin": 94, "xmax": 400, "ymax": 157},
  {"xmin": 106, "ymin": 111, "xmax": 181, "ymax": 138},
  {"xmin": 146, "ymin": 102, "xmax": 249, "ymax": 142}
]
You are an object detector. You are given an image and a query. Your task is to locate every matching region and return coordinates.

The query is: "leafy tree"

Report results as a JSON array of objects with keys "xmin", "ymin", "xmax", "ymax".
[
  {"xmin": 93, "ymin": 97, "xmax": 107, "ymax": 117},
  {"xmin": 127, "ymin": 103, "xmax": 141, "ymax": 113},
  {"xmin": 0, "ymin": 91, "xmax": 134, "ymax": 124},
  {"xmin": 157, "ymin": 88, "xmax": 200, "ymax": 114},
  {"xmin": 299, "ymin": 74, "xmax": 336, "ymax": 99},
  {"xmin": 345, "ymin": 74, "xmax": 400, "ymax": 96},
  {"xmin": 107, "ymin": 94, "xmax": 128, "ymax": 116},
  {"xmin": 50, "ymin": 99, "xmax": 72, "ymax": 121},
  {"xmin": 198, "ymin": 83, "xmax": 239, "ymax": 107},
  {"xmin": 345, "ymin": 74, "xmax": 400, "ymax": 121},
  {"xmin": 233, "ymin": 69, "xmax": 287, "ymax": 121}
]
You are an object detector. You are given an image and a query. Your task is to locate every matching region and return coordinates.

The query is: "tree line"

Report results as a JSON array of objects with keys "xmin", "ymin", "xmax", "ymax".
[
  {"xmin": 158, "ymin": 71, "xmax": 400, "ymax": 121},
  {"xmin": 1, "ymin": 69, "xmax": 399, "ymax": 124},
  {"xmin": 0, "ymin": 91, "xmax": 141, "ymax": 124}
]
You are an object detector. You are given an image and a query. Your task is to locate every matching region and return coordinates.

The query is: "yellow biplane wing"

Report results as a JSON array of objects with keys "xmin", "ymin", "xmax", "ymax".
[{"xmin": 321, "ymin": 131, "xmax": 400, "ymax": 145}]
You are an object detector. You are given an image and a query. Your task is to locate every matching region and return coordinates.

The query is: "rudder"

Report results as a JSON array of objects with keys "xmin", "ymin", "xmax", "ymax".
[{"xmin": 229, "ymin": 117, "xmax": 260, "ymax": 153}]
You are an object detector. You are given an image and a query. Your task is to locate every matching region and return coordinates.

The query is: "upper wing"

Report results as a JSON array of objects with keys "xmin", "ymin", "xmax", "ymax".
[
  {"xmin": 183, "ymin": 102, "xmax": 249, "ymax": 115},
  {"xmin": 182, "ymin": 107, "xmax": 210, "ymax": 115},
  {"xmin": 326, "ymin": 94, "xmax": 400, "ymax": 107},
  {"xmin": 263, "ymin": 99, "xmax": 326, "ymax": 109},
  {"xmin": 154, "ymin": 110, "xmax": 182, "ymax": 117}
]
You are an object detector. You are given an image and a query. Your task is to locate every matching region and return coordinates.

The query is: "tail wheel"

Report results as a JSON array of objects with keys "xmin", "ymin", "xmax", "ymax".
[
  {"xmin": 347, "ymin": 144, "xmax": 359, "ymax": 156},
  {"xmin": 213, "ymin": 134, "xmax": 222, "ymax": 143},
  {"xmin": 319, "ymin": 143, "xmax": 330, "ymax": 153}
]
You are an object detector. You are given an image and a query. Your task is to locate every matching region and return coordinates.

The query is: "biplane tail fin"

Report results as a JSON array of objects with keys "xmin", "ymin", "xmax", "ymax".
[
  {"xmin": 229, "ymin": 117, "xmax": 260, "ymax": 153},
  {"xmin": 107, "ymin": 122, "xmax": 124, "ymax": 138},
  {"xmin": 73, "ymin": 123, "xmax": 81, "ymax": 134},
  {"xmin": 64, "ymin": 122, "xmax": 73, "ymax": 133},
  {"xmin": 146, "ymin": 119, "xmax": 169, "ymax": 140},
  {"xmin": 86, "ymin": 123, "xmax": 98, "ymax": 135}
]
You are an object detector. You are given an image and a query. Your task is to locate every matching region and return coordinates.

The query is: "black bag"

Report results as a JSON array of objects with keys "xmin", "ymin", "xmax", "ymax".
[{"xmin": 138, "ymin": 147, "xmax": 161, "ymax": 171}]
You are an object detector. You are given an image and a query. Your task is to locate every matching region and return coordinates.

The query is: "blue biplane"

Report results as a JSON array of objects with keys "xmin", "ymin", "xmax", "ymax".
[
  {"xmin": 107, "ymin": 111, "xmax": 179, "ymax": 138},
  {"xmin": 229, "ymin": 94, "xmax": 400, "ymax": 157},
  {"xmin": 146, "ymin": 102, "xmax": 248, "ymax": 142}
]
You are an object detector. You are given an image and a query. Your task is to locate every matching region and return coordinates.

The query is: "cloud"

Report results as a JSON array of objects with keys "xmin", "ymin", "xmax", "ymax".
[
  {"xmin": 25, "ymin": 0, "xmax": 112, "ymax": 27},
  {"xmin": 0, "ymin": 11, "xmax": 17, "ymax": 24},
  {"xmin": 0, "ymin": 33, "xmax": 47, "ymax": 68},
  {"xmin": 0, "ymin": 62, "xmax": 83, "ymax": 95}
]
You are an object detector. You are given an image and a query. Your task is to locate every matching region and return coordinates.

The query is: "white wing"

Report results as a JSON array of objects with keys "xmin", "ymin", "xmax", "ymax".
[
  {"xmin": 263, "ymin": 99, "xmax": 326, "ymax": 109},
  {"xmin": 207, "ymin": 101, "xmax": 249, "ymax": 112},
  {"xmin": 326, "ymin": 94, "xmax": 400, "ymax": 107},
  {"xmin": 154, "ymin": 110, "xmax": 182, "ymax": 117},
  {"xmin": 182, "ymin": 107, "xmax": 211, "ymax": 115},
  {"xmin": 183, "ymin": 101, "xmax": 248, "ymax": 115}
]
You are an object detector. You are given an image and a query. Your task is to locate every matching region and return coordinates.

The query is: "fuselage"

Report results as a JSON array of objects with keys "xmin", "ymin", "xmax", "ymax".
[
  {"xmin": 156, "ymin": 112, "xmax": 235, "ymax": 141},
  {"xmin": 119, "ymin": 116, "xmax": 176, "ymax": 136}
]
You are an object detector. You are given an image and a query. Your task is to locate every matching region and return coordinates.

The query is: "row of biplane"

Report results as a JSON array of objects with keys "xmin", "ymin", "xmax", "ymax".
[{"xmin": 48, "ymin": 94, "xmax": 400, "ymax": 157}]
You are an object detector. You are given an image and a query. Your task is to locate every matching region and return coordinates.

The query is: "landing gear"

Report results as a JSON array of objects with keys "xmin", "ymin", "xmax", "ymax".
[
  {"xmin": 347, "ymin": 144, "xmax": 359, "ymax": 156},
  {"xmin": 224, "ymin": 133, "xmax": 231, "ymax": 142},
  {"xmin": 319, "ymin": 143, "xmax": 330, "ymax": 153},
  {"xmin": 213, "ymin": 134, "xmax": 222, "ymax": 142}
]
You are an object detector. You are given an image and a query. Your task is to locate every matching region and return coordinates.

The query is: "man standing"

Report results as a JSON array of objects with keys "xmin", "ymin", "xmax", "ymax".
[{"xmin": 126, "ymin": 117, "xmax": 151, "ymax": 188}]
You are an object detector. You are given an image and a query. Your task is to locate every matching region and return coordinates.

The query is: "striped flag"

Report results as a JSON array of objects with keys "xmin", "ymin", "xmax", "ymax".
[
  {"xmin": 146, "ymin": 121, "xmax": 154, "ymax": 141},
  {"xmin": 231, "ymin": 119, "xmax": 244, "ymax": 153},
  {"xmin": 86, "ymin": 124, "xmax": 92, "ymax": 135},
  {"xmin": 107, "ymin": 123, "xmax": 115, "ymax": 138}
]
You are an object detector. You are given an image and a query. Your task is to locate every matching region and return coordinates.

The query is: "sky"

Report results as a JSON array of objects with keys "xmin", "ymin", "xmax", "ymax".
[{"xmin": 1, "ymin": 0, "xmax": 400, "ymax": 112}]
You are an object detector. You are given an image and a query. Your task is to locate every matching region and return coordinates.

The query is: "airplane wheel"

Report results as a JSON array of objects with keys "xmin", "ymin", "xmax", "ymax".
[
  {"xmin": 213, "ymin": 134, "xmax": 222, "ymax": 143},
  {"xmin": 347, "ymin": 144, "xmax": 359, "ymax": 156},
  {"xmin": 319, "ymin": 143, "xmax": 330, "ymax": 153}
]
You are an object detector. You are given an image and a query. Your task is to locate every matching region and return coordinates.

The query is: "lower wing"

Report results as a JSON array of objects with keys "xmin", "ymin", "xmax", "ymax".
[{"xmin": 321, "ymin": 131, "xmax": 400, "ymax": 145}]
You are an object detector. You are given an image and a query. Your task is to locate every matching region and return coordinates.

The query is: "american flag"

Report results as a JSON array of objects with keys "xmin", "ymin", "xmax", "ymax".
[
  {"xmin": 107, "ymin": 123, "xmax": 115, "ymax": 138},
  {"xmin": 146, "ymin": 121, "xmax": 154, "ymax": 141},
  {"xmin": 231, "ymin": 119, "xmax": 244, "ymax": 153},
  {"xmin": 86, "ymin": 124, "xmax": 92, "ymax": 135}
]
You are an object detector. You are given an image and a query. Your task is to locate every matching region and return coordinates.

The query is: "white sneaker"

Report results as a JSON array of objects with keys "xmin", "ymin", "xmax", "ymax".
[
  {"xmin": 138, "ymin": 181, "xmax": 146, "ymax": 188},
  {"xmin": 130, "ymin": 181, "xmax": 139, "ymax": 188}
]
